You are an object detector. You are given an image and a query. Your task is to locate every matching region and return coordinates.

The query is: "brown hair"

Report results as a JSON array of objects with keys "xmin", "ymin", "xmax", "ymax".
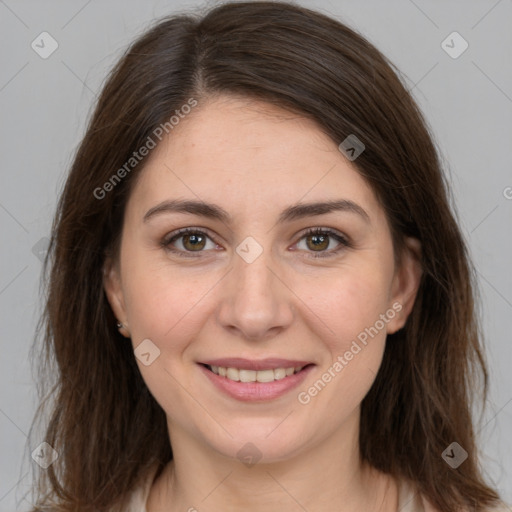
[{"xmin": 28, "ymin": 1, "xmax": 504, "ymax": 511}]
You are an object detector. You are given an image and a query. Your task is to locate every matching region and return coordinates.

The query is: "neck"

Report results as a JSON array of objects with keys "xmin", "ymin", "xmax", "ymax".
[{"xmin": 147, "ymin": 411, "xmax": 397, "ymax": 511}]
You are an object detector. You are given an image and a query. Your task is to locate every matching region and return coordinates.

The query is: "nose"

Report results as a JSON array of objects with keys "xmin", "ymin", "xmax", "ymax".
[{"xmin": 215, "ymin": 242, "xmax": 294, "ymax": 341}]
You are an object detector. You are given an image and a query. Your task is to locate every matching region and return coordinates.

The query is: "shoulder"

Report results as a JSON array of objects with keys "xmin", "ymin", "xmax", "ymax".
[
  {"xmin": 396, "ymin": 477, "xmax": 435, "ymax": 512},
  {"xmin": 421, "ymin": 494, "xmax": 512, "ymax": 512},
  {"xmin": 122, "ymin": 464, "xmax": 161, "ymax": 512},
  {"xmin": 422, "ymin": 494, "xmax": 512, "ymax": 512},
  {"xmin": 397, "ymin": 477, "xmax": 511, "ymax": 512},
  {"xmin": 483, "ymin": 503, "xmax": 512, "ymax": 512}
]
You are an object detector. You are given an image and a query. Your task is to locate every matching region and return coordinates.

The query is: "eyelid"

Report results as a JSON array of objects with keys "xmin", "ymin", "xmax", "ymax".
[
  {"xmin": 161, "ymin": 226, "xmax": 351, "ymax": 259},
  {"xmin": 293, "ymin": 227, "xmax": 352, "ymax": 259},
  {"xmin": 297, "ymin": 226, "xmax": 350, "ymax": 244},
  {"xmin": 161, "ymin": 226, "xmax": 221, "ymax": 258},
  {"xmin": 162, "ymin": 226, "xmax": 218, "ymax": 243}
]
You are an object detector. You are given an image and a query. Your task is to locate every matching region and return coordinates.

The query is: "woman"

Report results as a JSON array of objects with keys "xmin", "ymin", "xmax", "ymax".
[{"xmin": 29, "ymin": 2, "xmax": 509, "ymax": 511}]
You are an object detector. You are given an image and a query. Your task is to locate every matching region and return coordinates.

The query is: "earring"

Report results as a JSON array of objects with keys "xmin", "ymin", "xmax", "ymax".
[{"xmin": 116, "ymin": 322, "xmax": 124, "ymax": 329}]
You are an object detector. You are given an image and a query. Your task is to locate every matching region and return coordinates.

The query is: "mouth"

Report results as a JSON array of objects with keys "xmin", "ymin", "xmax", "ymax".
[
  {"xmin": 198, "ymin": 358, "xmax": 315, "ymax": 401},
  {"xmin": 201, "ymin": 363, "xmax": 308, "ymax": 382}
]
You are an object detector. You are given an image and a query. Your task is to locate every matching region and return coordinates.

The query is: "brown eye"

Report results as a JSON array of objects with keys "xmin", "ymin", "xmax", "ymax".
[
  {"xmin": 305, "ymin": 233, "xmax": 330, "ymax": 251},
  {"xmin": 181, "ymin": 233, "xmax": 206, "ymax": 251},
  {"xmin": 295, "ymin": 228, "xmax": 351, "ymax": 259},
  {"xmin": 163, "ymin": 228, "xmax": 218, "ymax": 257}
]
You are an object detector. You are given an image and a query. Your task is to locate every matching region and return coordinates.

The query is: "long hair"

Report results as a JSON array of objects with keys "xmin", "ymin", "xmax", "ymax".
[{"xmin": 28, "ymin": 2, "xmax": 503, "ymax": 510}]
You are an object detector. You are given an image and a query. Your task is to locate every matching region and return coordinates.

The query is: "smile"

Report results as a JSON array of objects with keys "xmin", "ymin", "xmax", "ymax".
[
  {"xmin": 198, "ymin": 358, "xmax": 315, "ymax": 401},
  {"xmin": 206, "ymin": 364, "xmax": 304, "ymax": 382}
]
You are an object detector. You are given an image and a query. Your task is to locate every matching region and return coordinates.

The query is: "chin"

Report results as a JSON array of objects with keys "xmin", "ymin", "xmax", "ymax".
[{"xmin": 202, "ymin": 419, "xmax": 313, "ymax": 465}]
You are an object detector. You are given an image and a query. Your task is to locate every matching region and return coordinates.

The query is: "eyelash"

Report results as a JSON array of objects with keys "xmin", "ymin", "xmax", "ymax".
[{"xmin": 161, "ymin": 227, "xmax": 351, "ymax": 259}]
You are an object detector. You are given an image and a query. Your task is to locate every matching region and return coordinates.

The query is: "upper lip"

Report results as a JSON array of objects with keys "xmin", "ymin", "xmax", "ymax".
[{"xmin": 200, "ymin": 358, "xmax": 313, "ymax": 371}]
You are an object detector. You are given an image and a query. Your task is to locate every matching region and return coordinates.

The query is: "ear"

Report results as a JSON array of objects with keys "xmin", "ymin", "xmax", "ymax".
[
  {"xmin": 386, "ymin": 237, "xmax": 422, "ymax": 334},
  {"xmin": 103, "ymin": 256, "xmax": 131, "ymax": 337}
]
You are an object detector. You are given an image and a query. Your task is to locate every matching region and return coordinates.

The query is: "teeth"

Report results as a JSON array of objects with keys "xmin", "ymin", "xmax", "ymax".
[
  {"xmin": 256, "ymin": 369, "xmax": 276, "ymax": 382},
  {"xmin": 208, "ymin": 365, "xmax": 304, "ymax": 382},
  {"xmin": 273, "ymin": 368, "xmax": 286, "ymax": 380},
  {"xmin": 226, "ymin": 367, "xmax": 239, "ymax": 381},
  {"xmin": 239, "ymin": 369, "xmax": 257, "ymax": 382}
]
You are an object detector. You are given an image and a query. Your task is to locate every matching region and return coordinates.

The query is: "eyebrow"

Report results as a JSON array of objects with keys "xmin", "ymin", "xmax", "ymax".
[{"xmin": 143, "ymin": 198, "xmax": 370, "ymax": 225}]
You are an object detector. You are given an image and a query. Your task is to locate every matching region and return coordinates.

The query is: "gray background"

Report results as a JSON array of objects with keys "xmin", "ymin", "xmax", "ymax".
[{"xmin": 1, "ymin": 0, "xmax": 511, "ymax": 510}]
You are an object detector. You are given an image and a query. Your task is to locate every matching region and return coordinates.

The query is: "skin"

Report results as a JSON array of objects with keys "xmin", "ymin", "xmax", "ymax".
[{"xmin": 104, "ymin": 95, "xmax": 422, "ymax": 511}]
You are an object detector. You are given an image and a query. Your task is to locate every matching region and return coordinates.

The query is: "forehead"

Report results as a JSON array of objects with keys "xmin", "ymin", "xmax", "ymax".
[{"xmin": 125, "ymin": 95, "xmax": 383, "ymax": 226}]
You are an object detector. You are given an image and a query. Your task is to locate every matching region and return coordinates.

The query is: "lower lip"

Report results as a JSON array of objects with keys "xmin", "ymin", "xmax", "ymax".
[{"xmin": 198, "ymin": 364, "xmax": 314, "ymax": 402}]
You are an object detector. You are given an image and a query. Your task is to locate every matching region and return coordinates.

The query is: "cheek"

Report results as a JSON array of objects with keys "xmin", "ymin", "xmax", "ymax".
[
  {"xmin": 120, "ymin": 257, "xmax": 220, "ymax": 415},
  {"xmin": 121, "ymin": 246, "xmax": 224, "ymax": 355},
  {"xmin": 303, "ymin": 266, "xmax": 391, "ymax": 349},
  {"xmin": 294, "ymin": 273, "xmax": 392, "ymax": 415}
]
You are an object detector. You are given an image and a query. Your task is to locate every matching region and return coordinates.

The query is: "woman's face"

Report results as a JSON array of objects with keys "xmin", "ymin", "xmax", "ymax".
[{"xmin": 104, "ymin": 95, "xmax": 421, "ymax": 463}]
